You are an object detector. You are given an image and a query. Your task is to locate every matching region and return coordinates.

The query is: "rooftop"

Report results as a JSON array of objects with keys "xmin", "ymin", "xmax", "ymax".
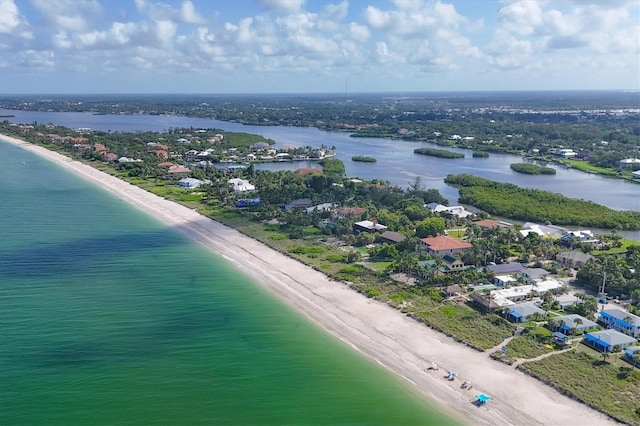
[{"xmin": 420, "ymin": 235, "xmax": 472, "ymax": 251}]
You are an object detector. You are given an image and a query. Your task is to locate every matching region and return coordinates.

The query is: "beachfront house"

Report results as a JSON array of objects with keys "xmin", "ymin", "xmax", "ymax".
[
  {"xmin": 583, "ymin": 330, "xmax": 637, "ymax": 353},
  {"xmin": 598, "ymin": 309, "xmax": 640, "ymax": 337},
  {"xmin": 507, "ymin": 303, "xmax": 547, "ymax": 323},
  {"xmin": 420, "ymin": 235, "xmax": 472, "ymax": 257},
  {"xmin": 548, "ymin": 314, "xmax": 598, "ymax": 334}
]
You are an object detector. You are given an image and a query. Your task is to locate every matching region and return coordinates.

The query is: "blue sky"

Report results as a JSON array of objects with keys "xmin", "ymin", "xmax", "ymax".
[{"xmin": 0, "ymin": 0, "xmax": 638, "ymax": 94}]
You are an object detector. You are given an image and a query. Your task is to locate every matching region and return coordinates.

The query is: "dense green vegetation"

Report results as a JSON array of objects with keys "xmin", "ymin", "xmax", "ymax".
[
  {"xmin": 445, "ymin": 174, "xmax": 640, "ymax": 230},
  {"xmin": 351, "ymin": 155, "xmax": 377, "ymax": 162},
  {"xmin": 472, "ymin": 151, "xmax": 489, "ymax": 158},
  {"xmin": 519, "ymin": 350, "xmax": 640, "ymax": 425},
  {"xmin": 319, "ymin": 158, "xmax": 346, "ymax": 177},
  {"xmin": 414, "ymin": 147, "xmax": 464, "ymax": 159},
  {"xmin": 510, "ymin": 163, "xmax": 556, "ymax": 175},
  {"xmin": 575, "ymin": 247, "xmax": 640, "ymax": 299}
]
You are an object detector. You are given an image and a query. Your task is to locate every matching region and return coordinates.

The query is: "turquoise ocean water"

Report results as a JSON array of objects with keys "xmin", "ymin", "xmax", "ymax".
[{"xmin": 0, "ymin": 141, "xmax": 458, "ymax": 425}]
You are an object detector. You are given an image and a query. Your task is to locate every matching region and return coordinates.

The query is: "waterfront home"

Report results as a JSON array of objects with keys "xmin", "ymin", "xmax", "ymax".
[
  {"xmin": 473, "ymin": 219, "xmax": 512, "ymax": 229},
  {"xmin": 519, "ymin": 222, "xmax": 565, "ymax": 239},
  {"xmin": 508, "ymin": 303, "xmax": 547, "ymax": 323},
  {"xmin": 353, "ymin": 220, "xmax": 387, "ymax": 234},
  {"xmin": 420, "ymin": 235, "xmax": 472, "ymax": 257},
  {"xmin": 555, "ymin": 250, "xmax": 593, "ymax": 268},
  {"xmin": 619, "ymin": 158, "xmax": 640, "ymax": 168},
  {"xmin": 583, "ymin": 330, "xmax": 637, "ymax": 352},
  {"xmin": 548, "ymin": 314, "xmax": 598, "ymax": 334},
  {"xmin": 425, "ymin": 203, "xmax": 473, "ymax": 219},
  {"xmin": 227, "ymin": 178, "xmax": 255, "ymax": 193},
  {"xmin": 379, "ymin": 231, "xmax": 406, "ymax": 244},
  {"xmin": 560, "ymin": 230, "xmax": 600, "ymax": 246},
  {"xmin": 598, "ymin": 309, "xmax": 640, "ymax": 337},
  {"xmin": 633, "ymin": 170, "xmax": 640, "ymax": 179},
  {"xmin": 557, "ymin": 148, "xmax": 577, "ymax": 158}
]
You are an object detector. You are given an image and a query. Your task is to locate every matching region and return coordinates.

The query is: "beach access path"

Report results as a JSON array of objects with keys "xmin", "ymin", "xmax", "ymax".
[{"xmin": 1, "ymin": 134, "xmax": 620, "ymax": 426}]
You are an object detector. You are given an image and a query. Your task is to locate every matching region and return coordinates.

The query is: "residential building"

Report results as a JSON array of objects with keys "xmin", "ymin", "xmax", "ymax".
[
  {"xmin": 519, "ymin": 222, "xmax": 565, "ymax": 238},
  {"xmin": 379, "ymin": 231, "xmax": 406, "ymax": 244},
  {"xmin": 548, "ymin": 314, "xmax": 598, "ymax": 333},
  {"xmin": 443, "ymin": 284, "xmax": 464, "ymax": 297},
  {"xmin": 583, "ymin": 330, "xmax": 637, "ymax": 352},
  {"xmin": 305, "ymin": 203, "xmax": 334, "ymax": 214},
  {"xmin": 178, "ymin": 178, "xmax": 210, "ymax": 188},
  {"xmin": 487, "ymin": 262, "xmax": 524, "ymax": 275},
  {"xmin": 472, "ymin": 219, "xmax": 512, "ymax": 229},
  {"xmin": 598, "ymin": 309, "xmax": 640, "ymax": 337},
  {"xmin": 285, "ymin": 198, "xmax": 313, "ymax": 211},
  {"xmin": 425, "ymin": 203, "xmax": 473, "ymax": 219},
  {"xmin": 167, "ymin": 166, "xmax": 191, "ymax": 178},
  {"xmin": 353, "ymin": 220, "xmax": 387, "ymax": 233},
  {"xmin": 508, "ymin": 303, "xmax": 547, "ymax": 323},
  {"xmin": 334, "ymin": 207, "xmax": 366, "ymax": 219},
  {"xmin": 420, "ymin": 235, "xmax": 472, "ymax": 257},
  {"xmin": 494, "ymin": 275, "xmax": 518, "ymax": 287},
  {"xmin": 555, "ymin": 250, "xmax": 593, "ymax": 268},
  {"xmin": 227, "ymin": 178, "xmax": 255, "ymax": 193},
  {"xmin": 560, "ymin": 230, "xmax": 600, "ymax": 246}
]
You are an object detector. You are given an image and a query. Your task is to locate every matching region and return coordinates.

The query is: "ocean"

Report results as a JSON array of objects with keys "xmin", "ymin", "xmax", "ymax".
[{"xmin": 0, "ymin": 140, "xmax": 457, "ymax": 424}]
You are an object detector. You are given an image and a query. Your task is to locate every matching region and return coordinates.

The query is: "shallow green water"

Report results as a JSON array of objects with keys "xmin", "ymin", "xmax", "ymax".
[{"xmin": 0, "ymin": 141, "xmax": 458, "ymax": 425}]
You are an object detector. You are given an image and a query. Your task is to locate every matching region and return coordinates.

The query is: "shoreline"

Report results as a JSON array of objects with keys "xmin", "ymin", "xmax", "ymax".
[{"xmin": 1, "ymin": 134, "xmax": 620, "ymax": 426}]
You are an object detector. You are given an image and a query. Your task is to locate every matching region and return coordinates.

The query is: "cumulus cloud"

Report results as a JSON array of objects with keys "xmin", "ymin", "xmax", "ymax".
[
  {"xmin": 30, "ymin": 0, "xmax": 104, "ymax": 32},
  {"xmin": 258, "ymin": 0, "xmax": 305, "ymax": 14}
]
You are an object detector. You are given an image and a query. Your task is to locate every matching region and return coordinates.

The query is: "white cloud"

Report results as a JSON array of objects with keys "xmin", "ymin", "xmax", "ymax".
[
  {"xmin": 0, "ymin": 0, "xmax": 33, "ymax": 43},
  {"xmin": 30, "ymin": 0, "xmax": 104, "ymax": 32},
  {"xmin": 258, "ymin": 0, "xmax": 305, "ymax": 14},
  {"xmin": 135, "ymin": 0, "xmax": 205, "ymax": 24}
]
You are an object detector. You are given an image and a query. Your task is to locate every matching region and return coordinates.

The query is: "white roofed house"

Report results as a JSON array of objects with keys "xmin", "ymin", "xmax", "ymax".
[{"xmin": 227, "ymin": 178, "xmax": 255, "ymax": 193}]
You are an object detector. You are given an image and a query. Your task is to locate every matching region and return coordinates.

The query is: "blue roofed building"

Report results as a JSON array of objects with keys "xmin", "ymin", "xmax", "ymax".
[
  {"xmin": 598, "ymin": 309, "xmax": 640, "ymax": 337},
  {"xmin": 583, "ymin": 330, "xmax": 637, "ymax": 352}
]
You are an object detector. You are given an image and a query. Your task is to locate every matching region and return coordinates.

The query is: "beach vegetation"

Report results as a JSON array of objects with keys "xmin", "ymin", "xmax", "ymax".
[{"xmin": 518, "ymin": 350, "xmax": 640, "ymax": 425}]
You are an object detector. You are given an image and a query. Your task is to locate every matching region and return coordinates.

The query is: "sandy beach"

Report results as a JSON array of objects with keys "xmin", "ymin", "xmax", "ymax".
[{"xmin": 2, "ymin": 134, "xmax": 620, "ymax": 426}]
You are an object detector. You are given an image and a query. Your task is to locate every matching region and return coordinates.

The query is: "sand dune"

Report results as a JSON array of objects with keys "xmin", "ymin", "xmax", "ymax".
[{"xmin": 2, "ymin": 134, "xmax": 618, "ymax": 426}]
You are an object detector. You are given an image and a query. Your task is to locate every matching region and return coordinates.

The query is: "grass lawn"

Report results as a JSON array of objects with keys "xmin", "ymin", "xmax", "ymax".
[
  {"xmin": 366, "ymin": 260, "xmax": 393, "ymax": 272},
  {"xmin": 592, "ymin": 238, "xmax": 639, "ymax": 255},
  {"xmin": 518, "ymin": 350, "xmax": 640, "ymax": 425},
  {"xmin": 561, "ymin": 159, "xmax": 618, "ymax": 176}
]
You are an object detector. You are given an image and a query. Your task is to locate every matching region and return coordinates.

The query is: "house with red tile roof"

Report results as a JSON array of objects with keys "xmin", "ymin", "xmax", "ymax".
[
  {"xmin": 167, "ymin": 166, "xmax": 191, "ymax": 178},
  {"xmin": 420, "ymin": 234, "xmax": 472, "ymax": 257}
]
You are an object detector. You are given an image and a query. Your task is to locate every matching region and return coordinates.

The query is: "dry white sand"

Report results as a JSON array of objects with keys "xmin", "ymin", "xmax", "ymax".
[{"xmin": 2, "ymin": 134, "xmax": 621, "ymax": 426}]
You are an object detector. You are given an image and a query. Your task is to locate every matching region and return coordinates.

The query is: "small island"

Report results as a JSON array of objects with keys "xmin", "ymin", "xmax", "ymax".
[
  {"xmin": 510, "ymin": 163, "xmax": 556, "ymax": 175},
  {"xmin": 472, "ymin": 151, "xmax": 489, "ymax": 158},
  {"xmin": 414, "ymin": 147, "xmax": 464, "ymax": 159},
  {"xmin": 351, "ymin": 155, "xmax": 377, "ymax": 163}
]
